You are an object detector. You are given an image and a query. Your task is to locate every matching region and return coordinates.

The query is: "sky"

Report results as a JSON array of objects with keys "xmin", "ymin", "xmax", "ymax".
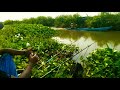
[{"xmin": 0, "ymin": 12, "xmax": 100, "ymax": 22}]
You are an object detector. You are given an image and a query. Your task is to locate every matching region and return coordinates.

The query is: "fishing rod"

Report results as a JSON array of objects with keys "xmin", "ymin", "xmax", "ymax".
[
  {"xmin": 75, "ymin": 45, "xmax": 89, "ymax": 62},
  {"xmin": 40, "ymin": 57, "xmax": 70, "ymax": 78},
  {"xmin": 39, "ymin": 41, "xmax": 95, "ymax": 70},
  {"xmin": 71, "ymin": 42, "xmax": 96, "ymax": 59},
  {"xmin": 40, "ymin": 42, "xmax": 96, "ymax": 78},
  {"xmin": 37, "ymin": 39, "xmax": 78, "ymax": 70}
]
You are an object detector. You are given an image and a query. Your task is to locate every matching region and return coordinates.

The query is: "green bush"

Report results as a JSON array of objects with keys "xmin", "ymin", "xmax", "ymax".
[
  {"xmin": 82, "ymin": 47, "xmax": 120, "ymax": 78},
  {"xmin": 0, "ymin": 24, "xmax": 78, "ymax": 78}
]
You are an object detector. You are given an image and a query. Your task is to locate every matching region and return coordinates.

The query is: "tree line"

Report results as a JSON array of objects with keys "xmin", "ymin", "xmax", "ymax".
[
  {"xmin": 3, "ymin": 12, "xmax": 120, "ymax": 30},
  {"xmin": 3, "ymin": 13, "xmax": 87, "ymax": 28}
]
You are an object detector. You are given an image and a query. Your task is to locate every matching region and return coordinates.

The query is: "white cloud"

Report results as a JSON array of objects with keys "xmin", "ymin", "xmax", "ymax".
[{"xmin": 0, "ymin": 12, "xmax": 100, "ymax": 22}]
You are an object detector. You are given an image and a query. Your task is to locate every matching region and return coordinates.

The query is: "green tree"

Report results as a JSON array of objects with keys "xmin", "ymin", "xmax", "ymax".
[
  {"xmin": 45, "ymin": 16, "xmax": 54, "ymax": 26},
  {"xmin": 54, "ymin": 15, "xmax": 66, "ymax": 28},
  {"xmin": 22, "ymin": 18, "xmax": 30, "ymax": 24},
  {"xmin": 72, "ymin": 13, "xmax": 85, "ymax": 28},
  {"xmin": 4, "ymin": 20, "xmax": 14, "ymax": 25}
]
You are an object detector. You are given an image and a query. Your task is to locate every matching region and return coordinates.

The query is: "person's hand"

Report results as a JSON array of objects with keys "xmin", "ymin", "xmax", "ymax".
[
  {"xmin": 25, "ymin": 48, "xmax": 33, "ymax": 57},
  {"xmin": 29, "ymin": 53, "xmax": 39, "ymax": 66}
]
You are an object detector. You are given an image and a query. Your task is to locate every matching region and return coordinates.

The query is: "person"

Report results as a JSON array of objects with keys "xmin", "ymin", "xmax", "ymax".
[
  {"xmin": 0, "ymin": 48, "xmax": 39, "ymax": 78},
  {"xmin": 0, "ymin": 23, "xmax": 4, "ymax": 29}
]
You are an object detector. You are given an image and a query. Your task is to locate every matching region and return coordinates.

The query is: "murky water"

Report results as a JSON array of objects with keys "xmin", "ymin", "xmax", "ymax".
[{"xmin": 52, "ymin": 30, "xmax": 120, "ymax": 63}]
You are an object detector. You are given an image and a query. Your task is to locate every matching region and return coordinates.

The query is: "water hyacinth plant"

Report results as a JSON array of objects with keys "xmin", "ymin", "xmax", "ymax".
[
  {"xmin": 0, "ymin": 24, "xmax": 79, "ymax": 78},
  {"xmin": 81, "ymin": 47, "xmax": 120, "ymax": 78}
]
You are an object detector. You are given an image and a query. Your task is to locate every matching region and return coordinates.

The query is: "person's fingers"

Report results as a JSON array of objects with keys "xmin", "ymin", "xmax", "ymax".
[
  {"xmin": 35, "ymin": 54, "xmax": 39, "ymax": 58},
  {"xmin": 29, "ymin": 48, "xmax": 33, "ymax": 53},
  {"xmin": 28, "ymin": 47, "xmax": 32, "ymax": 51},
  {"xmin": 33, "ymin": 54, "xmax": 39, "ymax": 60},
  {"xmin": 29, "ymin": 53, "xmax": 34, "ymax": 58},
  {"xmin": 31, "ymin": 52, "xmax": 34, "ymax": 56}
]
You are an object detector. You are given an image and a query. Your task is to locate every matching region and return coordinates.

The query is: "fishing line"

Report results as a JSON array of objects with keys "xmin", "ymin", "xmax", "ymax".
[
  {"xmin": 75, "ymin": 42, "xmax": 89, "ymax": 62},
  {"xmin": 38, "ymin": 39, "xmax": 78, "ymax": 70},
  {"xmin": 40, "ymin": 42, "xmax": 96, "ymax": 78},
  {"xmin": 72, "ymin": 42, "xmax": 96, "ymax": 58},
  {"xmin": 40, "ymin": 58, "xmax": 69, "ymax": 78},
  {"xmin": 73, "ymin": 39, "xmax": 87, "ymax": 60},
  {"xmin": 38, "ymin": 42, "xmax": 95, "ymax": 70},
  {"xmin": 37, "ymin": 40, "xmax": 79, "ymax": 78},
  {"xmin": 54, "ymin": 64, "xmax": 62, "ymax": 77},
  {"xmin": 75, "ymin": 45, "xmax": 89, "ymax": 63},
  {"xmin": 40, "ymin": 66, "xmax": 59, "ymax": 78},
  {"xmin": 83, "ymin": 45, "xmax": 89, "ymax": 56}
]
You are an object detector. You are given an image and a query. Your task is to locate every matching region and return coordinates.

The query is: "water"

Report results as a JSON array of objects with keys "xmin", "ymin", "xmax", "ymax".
[{"xmin": 52, "ymin": 30, "xmax": 120, "ymax": 63}]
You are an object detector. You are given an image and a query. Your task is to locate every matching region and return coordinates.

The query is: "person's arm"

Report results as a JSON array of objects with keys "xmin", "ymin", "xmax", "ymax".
[
  {"xmin": 18, "ymin": 62, "xmax": 33, "ymax": 78},
  {"xmin": 19, "ymin": 53, "xmax": 39, "ymax": 78},
  {"xmin": 0, "ymin": 48, "xmax": 32, "ymax": 56}
]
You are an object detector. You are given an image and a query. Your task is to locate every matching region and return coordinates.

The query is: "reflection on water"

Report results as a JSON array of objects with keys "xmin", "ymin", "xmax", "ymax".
[{"xmin": 52, "ymin": 30, "xmax": 120, "ymax": 63}]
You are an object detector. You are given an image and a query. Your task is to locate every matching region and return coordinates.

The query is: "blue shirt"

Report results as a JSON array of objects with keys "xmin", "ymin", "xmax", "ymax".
[{"xmin": 0, "ymin": 53, "xmax": 18, "ymax": 78}]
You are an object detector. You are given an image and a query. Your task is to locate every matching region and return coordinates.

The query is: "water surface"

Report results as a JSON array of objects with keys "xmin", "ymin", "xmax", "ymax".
[{"xmin": 52, "ymin": 30, "xmax": 120, "ymax": 63}]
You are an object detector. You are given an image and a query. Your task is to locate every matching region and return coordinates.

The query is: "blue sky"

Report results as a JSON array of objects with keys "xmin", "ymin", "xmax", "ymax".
[{"xmin": 0, "ymin": 12, "xmax": 100, "ymax": 22}]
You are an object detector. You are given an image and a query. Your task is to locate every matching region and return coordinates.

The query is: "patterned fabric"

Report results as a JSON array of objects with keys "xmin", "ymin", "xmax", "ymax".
[{"xmin": 0, "ymin": 53, "xmax": 18, "ymax": 78}]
